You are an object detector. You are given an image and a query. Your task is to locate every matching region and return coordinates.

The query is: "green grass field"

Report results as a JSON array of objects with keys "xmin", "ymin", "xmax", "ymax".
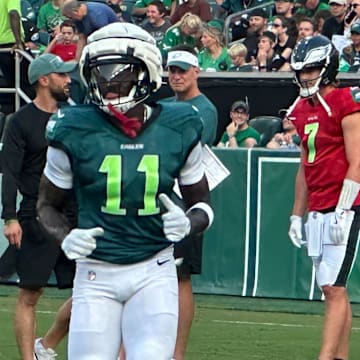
[{"xmin": 1, "ymin": 287, "xmax": 360, "ymax": 360}]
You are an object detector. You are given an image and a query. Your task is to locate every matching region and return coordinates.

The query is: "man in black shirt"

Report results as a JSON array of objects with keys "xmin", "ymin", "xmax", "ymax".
[
  {"xmin": 243, "ymin": 8, "xmax": 269, "ymax": 62},
  {"xmin": 322, "ymin": 0, "xmax": 348, "ymax": 40},
  {"xmin": 1, "ymin": 53, "xmax": 77, "ymax": 360}
]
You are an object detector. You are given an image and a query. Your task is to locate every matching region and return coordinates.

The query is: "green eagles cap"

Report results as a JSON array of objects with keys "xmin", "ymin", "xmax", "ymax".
[
  {"xmin": 28, "ymin": 54, "xmax": 77, "ymax": 85},
  {"xmin": 351, "ymin": 23, "xmax": 360, "ymax": 35}
]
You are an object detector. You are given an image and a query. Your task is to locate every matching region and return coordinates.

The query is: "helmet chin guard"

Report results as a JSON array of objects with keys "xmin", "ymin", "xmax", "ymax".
[{"xmin": 296, "ymin": 68, "xmax": 325, "ymax": 98}]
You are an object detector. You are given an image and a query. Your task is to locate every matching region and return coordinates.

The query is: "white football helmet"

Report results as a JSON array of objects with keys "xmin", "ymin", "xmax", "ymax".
[{"xmin": 80, "ymin": 23, "xmax": 163, "ymax": 113}]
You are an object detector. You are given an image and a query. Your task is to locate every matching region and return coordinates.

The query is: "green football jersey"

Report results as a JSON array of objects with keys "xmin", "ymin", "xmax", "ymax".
[{"xmin": 46, "ymin": 102, "xmax": 203, "ymax": 264}]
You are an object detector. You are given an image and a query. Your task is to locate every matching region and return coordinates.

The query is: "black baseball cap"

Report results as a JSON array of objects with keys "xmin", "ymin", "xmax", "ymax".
[{"xmin": 231, "ymin": 100, "xmax": 249, "ymax": 113}]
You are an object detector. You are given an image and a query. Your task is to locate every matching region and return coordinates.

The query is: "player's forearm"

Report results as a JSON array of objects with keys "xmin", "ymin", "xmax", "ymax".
[
  {"xmin": 181, "ymin": 176, "xmax": 213, "ymax": 234},
  {"xmin": 292, "ymin": 163, "xmax": 308, "ymax": 216},
  {"xmin": 187, "ymin": 206, "xmax": 212, "ymax": 235},
  {"xmin": 38, "ymin": 205, "xmax": 72, "ymax": 244},
  {"xmin": 343, "ymin": 161, "xmax": 360, "ymax": 185},
  {"xmin": 37, "ymin": 176, "xmax": 73, "ymax": 244}
]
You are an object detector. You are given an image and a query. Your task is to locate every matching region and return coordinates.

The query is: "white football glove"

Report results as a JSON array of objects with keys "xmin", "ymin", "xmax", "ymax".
[
  {"xmin": 329, "ymin": 207, "xmax": 354, "ymax": 245},
  {"xmin": 288, "ymin": 215, "xmax": 306, "ymax": 248},
  {"xmin": 159, "ymin": 193, "xmax": 191, "ymax": 242},
  {"xmin": 61, "ymin": 227, "xmax": 104, "ymax": 260}
]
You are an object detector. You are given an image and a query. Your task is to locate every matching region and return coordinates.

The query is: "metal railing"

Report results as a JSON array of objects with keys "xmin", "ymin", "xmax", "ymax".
[
  {"xmin": 0, "ymin": 48, "xmax": 33, "ymax": 112},
  {"xmin": 223, "ymin": 1, "xmax": 275, "ymax": 48},
  {"xmin": 0, "ymin": 48, "xmax": 76, "ymax": 113}
]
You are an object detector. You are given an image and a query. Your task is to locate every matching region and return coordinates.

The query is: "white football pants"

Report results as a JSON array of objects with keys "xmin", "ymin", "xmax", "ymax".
[{"xmin": 68, "ymin": 246, "xmax": 178, "ymax": 360}]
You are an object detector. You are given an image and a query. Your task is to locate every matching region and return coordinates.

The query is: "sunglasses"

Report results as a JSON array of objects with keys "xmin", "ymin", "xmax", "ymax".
[{"xmin": 271, "ymin": 23, "xmax": 282, "ymax": 28}]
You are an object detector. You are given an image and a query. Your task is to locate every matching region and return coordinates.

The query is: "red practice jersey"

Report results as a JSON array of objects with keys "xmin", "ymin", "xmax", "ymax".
[{"xmin": 290, "ymin": 87, "xmax": 360, "ymax": 211}]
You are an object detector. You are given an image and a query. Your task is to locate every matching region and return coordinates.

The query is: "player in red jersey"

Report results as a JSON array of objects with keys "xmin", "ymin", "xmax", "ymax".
[{"xmin": 288, "ymin": 35, "xmax": 360, "ymax": 360}]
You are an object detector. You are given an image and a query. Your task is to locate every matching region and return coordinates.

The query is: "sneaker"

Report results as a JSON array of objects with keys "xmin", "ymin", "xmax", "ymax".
[{"xmin": 34, "ymin": 338, "xmax": 57, "ymax": 360}]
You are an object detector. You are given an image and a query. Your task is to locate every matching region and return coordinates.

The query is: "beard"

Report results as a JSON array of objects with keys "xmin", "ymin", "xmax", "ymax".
[{"xmin": 50, "ymin": 87, "xmax": 69, "ymax": 102}]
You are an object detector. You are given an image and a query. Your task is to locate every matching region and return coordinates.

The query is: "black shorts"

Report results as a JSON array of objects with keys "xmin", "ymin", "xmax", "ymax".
[
  {"xmin": 174, "ymin": 232, "xmax": 203, "ymax": 278},
  {"xmin": 16, "ymin": 218, "xmax": 75, "ymax": 289}
]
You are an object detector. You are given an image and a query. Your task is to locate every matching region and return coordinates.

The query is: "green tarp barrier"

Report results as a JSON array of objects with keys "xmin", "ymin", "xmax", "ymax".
[{"xmin": 2, "ymin": 148, "xmax": 360, "ymax": 301}]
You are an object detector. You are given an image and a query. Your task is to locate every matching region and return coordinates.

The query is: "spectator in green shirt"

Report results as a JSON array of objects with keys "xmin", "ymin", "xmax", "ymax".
[
  {"xmin": 37, "ymin": 0, "xmax": 67, "ymax": 35},
  {"xmin": 160, "ymin": 13, "xmax": 203, "ymax": 63},
  {"xmin": 198, "ymin": 20, "xmax": 231, "ymax": 71},
  {"xmin": 295, "ymin": 0, "xmax": 330, "ymax": 18},
  {"xmin": 217, "ymin": 100, "xmax": 261, "ymax": 148}
]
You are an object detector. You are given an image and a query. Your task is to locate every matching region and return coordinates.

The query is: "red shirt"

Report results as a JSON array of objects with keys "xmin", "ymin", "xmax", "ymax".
[
  {"xmin": 50, "ymin": 43, "xmax": 77, "ymax": 62},
  {"xmin": 290, "ymin": 87, "xmax": 360, "ymax": 211}
]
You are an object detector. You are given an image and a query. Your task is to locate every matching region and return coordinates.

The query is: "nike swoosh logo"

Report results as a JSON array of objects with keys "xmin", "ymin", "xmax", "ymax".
[{"xmin": 157, "ymin": 259, "xmax": 170, "ymax": 266}]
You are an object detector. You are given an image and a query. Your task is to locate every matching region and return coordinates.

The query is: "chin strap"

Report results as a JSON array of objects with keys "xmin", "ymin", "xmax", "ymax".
[
  {"xmin": 286, "ymin": 92, "xmax": 332, "ymax": 119},
  {"xmin": 316, "ymin": 92, "xmax": 332, "ymax": 117},
  {"xmin": 107, "ymin": 103, "xmax": 142, "ymax": 138}
]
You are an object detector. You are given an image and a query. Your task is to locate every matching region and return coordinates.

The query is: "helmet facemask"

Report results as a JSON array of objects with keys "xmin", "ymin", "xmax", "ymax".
[
  {"xmin": 86, "ymin": 54, "xmax": 152, "ymax": 114},
  {"xmin": 294, "ymin": 65, "xmax": 326, "ymax": 98}
]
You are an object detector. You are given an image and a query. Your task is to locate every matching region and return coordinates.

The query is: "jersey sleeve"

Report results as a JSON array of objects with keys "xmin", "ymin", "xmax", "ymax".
[
  {"xmin": 178, "ymin": 142, "xmax": 204, "ymax": 186},
  {"xmin": 44, "ymin": 147, "xmax": 73, "ymax": 189},
  {"xmin": 337, "ymin": 87, "xmax": 360, "ymax": 122}
]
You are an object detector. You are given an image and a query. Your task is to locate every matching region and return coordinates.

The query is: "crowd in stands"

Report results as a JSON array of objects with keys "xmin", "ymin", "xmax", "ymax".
[
  {"xmin": 2, "ymin": 0, "xmax": 360, "ymax": 150},
  {"xmin": 9, "ymin": 0, "xmax": 360, "ymax": 74}
]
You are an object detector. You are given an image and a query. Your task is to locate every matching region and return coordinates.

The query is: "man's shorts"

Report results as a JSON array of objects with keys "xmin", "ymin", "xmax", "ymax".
[
  {"xmin": 16, "ymin": 217, "xmax": 75, "ymax": 289},
  {"xmin": 174, "ymin": 232, "xmax": 203, "ymax": 278},
  {"xmin": 312, "ymin": 205, "xmax": 360, "ymax": 288}
]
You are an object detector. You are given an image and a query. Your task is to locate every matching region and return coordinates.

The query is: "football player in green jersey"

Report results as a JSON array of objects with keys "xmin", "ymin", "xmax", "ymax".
[{"xmin": 36, "ymin": 23, "xmax": 213, "ymax": 360}]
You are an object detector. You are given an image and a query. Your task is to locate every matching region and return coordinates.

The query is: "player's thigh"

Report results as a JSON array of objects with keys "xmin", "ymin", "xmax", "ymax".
[
  {"xmin": 315, "ymin": 208, "xmax": 360, "ymax": 287},
  {"xmin": 68, "ymin": 260, "xmax": 123, "ymax": 360},
  {"xmin": 314, "ymin": 244, "xmax": 347, "ymax": 287},
  {"xmin": 123, "ymin": 257, "xmax": 178, "ymax": 360}
]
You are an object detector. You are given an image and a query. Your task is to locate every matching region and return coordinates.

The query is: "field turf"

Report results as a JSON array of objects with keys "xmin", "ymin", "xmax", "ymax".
[{"xmin": 1, "ymin": 287, "xmax": 360, "ymax": 359}]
